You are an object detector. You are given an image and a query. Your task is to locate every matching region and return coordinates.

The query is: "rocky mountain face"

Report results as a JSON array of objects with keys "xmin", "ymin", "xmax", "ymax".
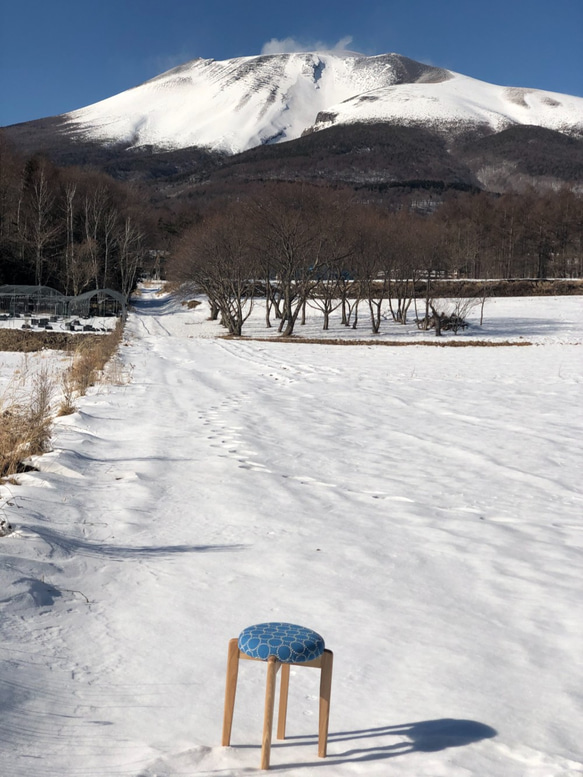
[{"xmin": 3, "ymin": 51, "xmax": 583, "ymax": 195}]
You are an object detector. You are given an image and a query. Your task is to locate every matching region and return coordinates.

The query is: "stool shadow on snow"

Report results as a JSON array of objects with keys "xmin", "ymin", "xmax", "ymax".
[{"xmin": 266, "ymin": 718, "xmax": 497, "ymax": 768}]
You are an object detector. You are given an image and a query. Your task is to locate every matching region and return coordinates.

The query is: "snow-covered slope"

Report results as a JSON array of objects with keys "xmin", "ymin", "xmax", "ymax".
[
  {"xmin": 63, "ymin": 52, "xmax": 583, "ymax": 154},
  {"xmin": 312, "ymin": 72, "xmax": 583, "ymax": 137}
]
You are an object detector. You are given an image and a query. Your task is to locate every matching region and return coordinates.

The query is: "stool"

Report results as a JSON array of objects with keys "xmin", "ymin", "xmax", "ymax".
[{"xmin": 221, "ymin": 622, "xmax": 333, "ymax": 770}]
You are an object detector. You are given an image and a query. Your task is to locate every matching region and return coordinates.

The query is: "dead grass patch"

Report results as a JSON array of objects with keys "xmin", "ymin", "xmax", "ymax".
[
  {"xmin": 59, "ymin": 319, "xmax": 126, "ymax": 413},
  {"xmin": 1, "ymin": 319, "xmax": 127, "ymax": 481},
  {"xmin": 0, "ymin": 329, "xmax": 102, "ymax": 353},
  {"xmin": 235, "ymin": 336, "xmax": 535, "ymax": 347},
  {"xmin": 1, "ymin": 363, "xmax": 55, "ymax": 480}
]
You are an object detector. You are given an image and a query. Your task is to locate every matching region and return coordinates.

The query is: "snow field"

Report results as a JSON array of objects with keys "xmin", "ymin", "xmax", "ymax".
[{"xmin": 0, "ymin": 289, "xmax": 582, "ymax": 776}]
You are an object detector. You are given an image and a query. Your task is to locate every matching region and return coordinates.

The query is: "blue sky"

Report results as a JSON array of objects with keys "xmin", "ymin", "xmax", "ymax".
[{"xmin": 1, "ymin": 0, "xmax": 582, "ymax": 126}]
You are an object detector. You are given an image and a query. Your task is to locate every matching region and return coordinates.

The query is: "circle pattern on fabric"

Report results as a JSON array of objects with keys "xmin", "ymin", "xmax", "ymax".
[{"xmin": 238, "ymin": 622, "xmax": 325, "ymax": 663}]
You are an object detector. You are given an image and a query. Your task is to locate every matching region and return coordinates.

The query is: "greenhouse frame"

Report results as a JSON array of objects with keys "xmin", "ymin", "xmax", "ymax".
[{"xmin": 0, "ymin": 285, "xmax": 126, "ymax": 320}]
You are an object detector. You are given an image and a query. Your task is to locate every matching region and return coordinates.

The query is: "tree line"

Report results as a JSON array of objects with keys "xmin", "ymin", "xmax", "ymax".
[
  {"xmin": 171, "ymin": 183, "xmax": 583, "ymax": 336},
  {"xmin": 0, "ymin": 137, "xmax": 152, "ymax": 297},
  {"xmin": 2, "ymin": 129, "xmax": 582, "ymax": 318}
]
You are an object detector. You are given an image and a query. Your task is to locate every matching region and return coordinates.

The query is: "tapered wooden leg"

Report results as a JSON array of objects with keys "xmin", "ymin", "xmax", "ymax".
[
  {"xmin": 260, "ymin": 656, "xmax": 279, "ymax": 770},
  {"xmin": 318, "ymin": 650, "xmax": 333, "ymax": 758},
  {"xmin": 277, "ymin": 663, "xmax": 290, "ymax": 740},
  {"xmin": 222, "ymin": 638, "xmax": 240, "ymax": 746}
]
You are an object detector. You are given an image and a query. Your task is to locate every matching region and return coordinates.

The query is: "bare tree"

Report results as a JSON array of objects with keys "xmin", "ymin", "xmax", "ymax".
[
  {"xmin": 28, "ymin": 164, "xmax": 59, "ymax": 286},
  {"xmin": 385, "ymin": 215, "xmax": 419, "ymax": 325},
  {"xmin": 173, "ymin": 207, "xmax": 258, "ymax": 335},
  {"xmin": 306, "ymin": 203, "xmax": 354, "ymax": 330},
  {"xmin": 350, "ymin": 210, "xmax": 391, "ymax": 334},
  {"xmin": 62, "ymin": 182, "xmax": 77, "ymax": 294},
  {"xmin": 116, "ymin": 216, "xmax": 144, "ymax": 298},
  {"xmin": 250, "ymin": 187, "xmax": 348, "ymax": 337},
  {"xmin": 69, "ymin": 238, "xmax": 95, "ymax": 296}
]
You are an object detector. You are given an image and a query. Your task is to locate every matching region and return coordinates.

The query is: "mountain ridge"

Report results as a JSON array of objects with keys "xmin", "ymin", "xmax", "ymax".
[
  {"xmin": 3, "ymin": 51, "xmax": 582, "ymax": 197},
  {"xmin": 6, "ymin": 51, "xmax": 583, "ymax": 155}
]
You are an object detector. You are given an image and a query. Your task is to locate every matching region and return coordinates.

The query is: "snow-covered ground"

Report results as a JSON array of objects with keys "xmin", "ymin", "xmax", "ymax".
[
  {"xmin": 1, "ymin": 289, "xmax": 582, "ymax": 776},
  {"xmin": 180, "ymin": 291, "xmax": 583, "ymax": 345},
  {"xmin": 0, "ymin": 315, "xmax": 118, "ymax": 333}
]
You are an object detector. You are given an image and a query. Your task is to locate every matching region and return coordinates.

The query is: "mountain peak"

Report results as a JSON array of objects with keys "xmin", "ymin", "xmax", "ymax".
[{"xmin": 17, "ymin": 51, "xmax": 583, "ymax": 155}]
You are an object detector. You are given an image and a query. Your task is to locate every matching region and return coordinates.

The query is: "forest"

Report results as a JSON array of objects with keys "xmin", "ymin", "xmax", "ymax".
[
  {"xmin": 0, "ymin": 137, "xmax": 157, "ymax": 296},
  {"xmin": 1, "ymin": 132, "xmax": 582, "ymax": 310}
]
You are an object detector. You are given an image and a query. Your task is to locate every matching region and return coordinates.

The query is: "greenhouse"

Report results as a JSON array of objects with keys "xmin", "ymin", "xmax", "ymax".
[
  {"xmin": 67, "ymin": 289, "xmax": 126, "ymax": 318},
  {"xmin": 0, "ymin": 285, "xmax": 126, "ymax": 320},
  {"xmin": 0, "ymin": 285, "xmax": 68, "ymax": 317}
]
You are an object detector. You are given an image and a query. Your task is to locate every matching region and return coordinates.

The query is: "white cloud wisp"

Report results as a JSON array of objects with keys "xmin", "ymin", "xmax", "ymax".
[{"xmin": 261, "ymin": 35, "xmax": 355, "ymax": 55}]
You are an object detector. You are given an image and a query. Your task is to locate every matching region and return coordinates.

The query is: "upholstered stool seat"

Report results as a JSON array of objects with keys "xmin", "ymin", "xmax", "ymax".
[
  {"xmin": 238, "ymin": 622, "xmax": 325, "ymax": 663},
  {"xmin": 222, "ymin": 622, "xmax": 333, "ymax": 770}
]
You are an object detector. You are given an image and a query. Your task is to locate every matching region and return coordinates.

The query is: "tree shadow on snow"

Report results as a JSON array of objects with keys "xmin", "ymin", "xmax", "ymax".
[
  {"xmin": 132, "ymin": 295, "xmax": 176, "ymax": 315},
  {"xmin": 267, "ymin": 718, "xmax": 497, "ymax": 768},
  {"xmin": 29, "ymin": 525, "xmax": 247, "ymax": 559},
  {"xmin": 482, "ymin": 316, "xmax": 572, "ymax": 338}
]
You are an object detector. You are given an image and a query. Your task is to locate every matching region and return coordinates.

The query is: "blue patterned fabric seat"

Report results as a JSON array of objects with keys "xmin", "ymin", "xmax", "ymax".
[{"xmin": 238, "ymin": 622, "xmax": 325, "ymax": 664}]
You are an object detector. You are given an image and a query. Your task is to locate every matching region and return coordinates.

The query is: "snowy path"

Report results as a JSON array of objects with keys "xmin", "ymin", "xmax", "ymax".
[{"xmin": 1, "ymin": 290, "xmax": 582, "ymax": 776}]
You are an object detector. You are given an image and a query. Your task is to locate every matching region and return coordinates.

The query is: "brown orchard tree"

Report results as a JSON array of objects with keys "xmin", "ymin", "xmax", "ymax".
[
  {"xmin": 249, "ymin": 185, "xmax": 353, "ymax": 337},
  {"xmin": 173, "ymin": 206, "xmax": 258, "ymax": 336},
  {"xmin": 385, "ymin": 213, "xmax": 419, "ymax": 325},
  {"xmin": 408, "ymin": 217, "xmax": 453, "ymax": 334},
  {"xmin": 351, "ymin": 209, "xmax": 392, "ymax": 334},
  {"xmin": 306, "ymin": 197, "xmax": 355, "ymax": 330},
  {"xmin": 350, "ymin": 210, "xmax": 426, "ymax": 334}
]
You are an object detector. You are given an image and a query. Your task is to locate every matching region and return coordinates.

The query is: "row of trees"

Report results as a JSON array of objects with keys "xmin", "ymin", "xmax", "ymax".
[
  {"xmin": 171, "ymin": 185, "xmax": 583, "ymax": 337},
  {"xmin": 436, "ymin": 187, "xmax": 583, "ymax": 280},
  {"xmin": 2, "ymin": 130, "xmax": 582, "ymax": 314},
  {"xmin": 0, "ymin": 138, "xmax": 150, "ymax": 297}
]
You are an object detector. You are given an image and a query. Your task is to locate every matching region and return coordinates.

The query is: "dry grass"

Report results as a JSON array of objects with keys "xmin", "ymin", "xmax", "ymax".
[
  {"xmin": 58, "ymin": 318, "xmax": 126, "ymax": 415},
  {"xmin": 1, "ymin": 319, "xmax": 127, "ymax": 480},
  {"xmin": 0, "ymin": 329, "xmax": 103, "ymax": 353},
  {"xmin": 1, "ymin": 362, "xmax": 55, "ymax": 479},
  {"xmin": 234, "ymin": 335, "xmax": 535, "ymax": 347}
]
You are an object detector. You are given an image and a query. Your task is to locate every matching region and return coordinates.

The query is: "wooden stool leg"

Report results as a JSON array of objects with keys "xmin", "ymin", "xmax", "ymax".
[
  {"xmin": 318, "ymin": 649, "xmax": 333, "ymax": 757},
  {"xmin": 277, "ymin": 663, "xmax": 290, "ymax": 740},
  {"xmin": 222, "ymin": 638, "xmax": 240, "ymax": 746},
  {"xmin": 261, "ymin": 656, "xmax": 279, "ymax": 770}
]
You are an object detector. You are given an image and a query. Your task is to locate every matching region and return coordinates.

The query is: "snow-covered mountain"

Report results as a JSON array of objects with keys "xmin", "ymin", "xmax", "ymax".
[{"xmin": 61, "ymin": 52, "xmax": 583, "ymax": 154}]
